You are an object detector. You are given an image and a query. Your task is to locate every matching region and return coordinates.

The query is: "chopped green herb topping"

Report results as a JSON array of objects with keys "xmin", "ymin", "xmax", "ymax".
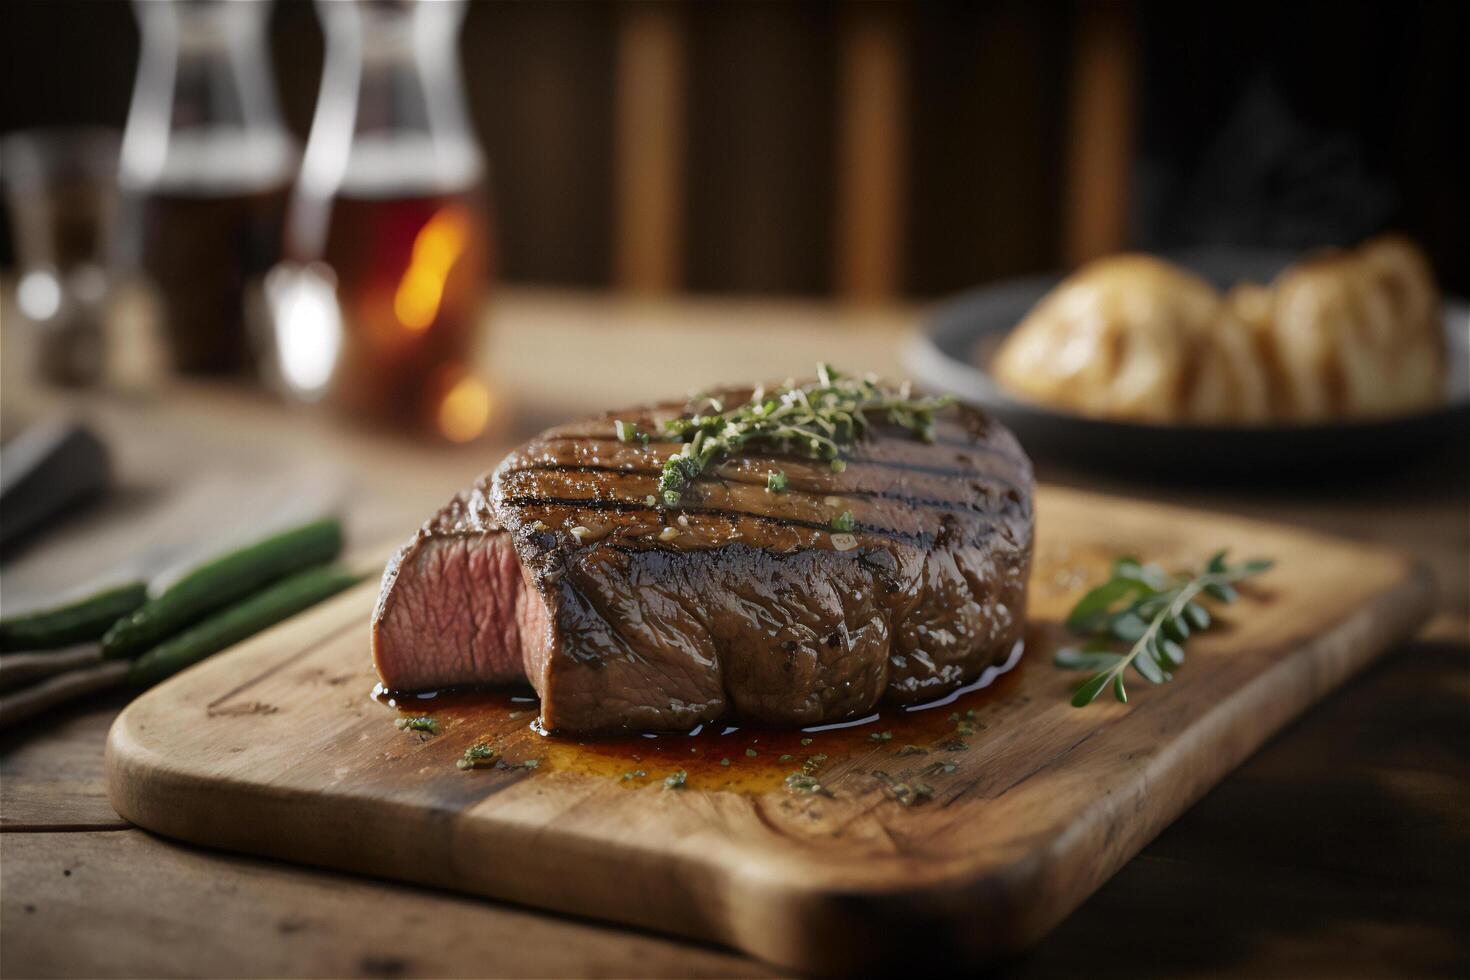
[
  {"xmin": 766, "ymin": 470, "xmax": 789, "ymax": 493},
  {"xmin": 745, "ymin": 748, "xmax": 757, "ymax": 757},
  {"xmin": 395, "ymin": 716, "xmax": 439, "ymax": 735},
  {"xmin": 830, "ymin": 511, "xmax": 856, "ymax": 533},
  {"xmin": 621, "ymin": 769, "xmax": 648, "ymax": 781},
  {"xmin": 664, "ymin": 770, "xmax": 688, "ymax": 790},
  {"xmin": 800, "ymin": 737, "xmax": 813, "ymax": 746},
  {"xmin": 655, "ymin": 366, "xmax": 953, "ymax": 507},
  {"xmin": 779, "ymin": 753, "xmax": 794, "ymax": 762},
  {"xmin": 868, "ymin": 730, "xmax": 892, "ymax": 743},
  {"xmin": 720, "ymin": 758, "xmax": 730, "ymax": 766},
  {"xmin": 829, "ymin": 458, "xmax": 847, "ymax": 473}
]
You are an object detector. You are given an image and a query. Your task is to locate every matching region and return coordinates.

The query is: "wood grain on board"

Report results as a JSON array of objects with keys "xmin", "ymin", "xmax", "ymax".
[{"xmin": 105, "ymin": 485, "xmax": 1432, "ymax": 973}]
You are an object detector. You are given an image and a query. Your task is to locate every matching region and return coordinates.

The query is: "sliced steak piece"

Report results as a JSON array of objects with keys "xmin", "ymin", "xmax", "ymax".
[{"xmin": 372, "ymin": 391, "xmax": 1033, "ymax": 734}]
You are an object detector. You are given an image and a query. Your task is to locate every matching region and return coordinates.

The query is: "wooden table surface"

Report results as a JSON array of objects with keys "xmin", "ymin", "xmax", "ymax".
[{"xmin": 2, "ymin": 290, "xmax": 1466, "ymax": 978}]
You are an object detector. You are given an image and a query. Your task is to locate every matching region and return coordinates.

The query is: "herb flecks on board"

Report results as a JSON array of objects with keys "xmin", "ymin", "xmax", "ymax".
[
  {"xmin": 394, "ymin": 715, "xmax": 439, "ymax": 735},
  {"xmin": 1056, "ymin": 550, "xmax": 1273, "ymax": 707},
  {"xmin": 655, "ymin": 364, "xmax": 953, "ymax": 507},
  {"xmin": 872, "ymin": 771, "xmax": 935, "ymax": 806},
  {"xmin": 457, "ymin": 743, "xmax": 496, "ymax": 770}
]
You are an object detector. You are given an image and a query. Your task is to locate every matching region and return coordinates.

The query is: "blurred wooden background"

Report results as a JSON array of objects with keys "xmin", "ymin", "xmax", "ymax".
[{"xmin": 2, "ymin": 0, "xmax": 1466, "ymax": 298}]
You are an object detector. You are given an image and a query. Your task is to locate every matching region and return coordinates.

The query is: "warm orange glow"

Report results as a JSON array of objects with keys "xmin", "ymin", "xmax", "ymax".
[
  {"xmin": 394, "ymin": 206, "xmax": 471, "ymax": 332},
  {"xmin": 437, "ymin": 374, "xmax": 492, "ymax": 443}
]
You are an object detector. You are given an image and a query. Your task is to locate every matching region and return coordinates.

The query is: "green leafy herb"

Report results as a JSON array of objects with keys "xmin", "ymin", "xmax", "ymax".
[
  {"xmin": 720, "ymin": 757, "xmax": 730, "ymax": 766},
  {"xmin": 621, "ymin": 769, "xmax": 647, "ymax": 781},
  {"xmin": 664, "ymin": 770, "xmax": 688, "ymax": 790},
  {"xmin": 394, "ymin": 715, "xmax": 439, "ymax": 735},
  {"xmin": 654, "ymin": 365, "xmax": 953, "ymax": 507},
  {"xmin": 831, "ymin": 511, "xmax": 856, "ymax": 533},
  {"xmin": 800, "ymin": 737, "xmax": 813, "ymax": 746},
  {"xmin": 779, "ymin": 753, "xmax": 794, "ymax": 761},
  {"xmin": 766, "ymin": 470, "xmax": 789, "ymax": 493},
  {"xmin": 745, "ymin": 747, "xmax": 758, "ymax": 757},
  {"xmin": 1056, "ymin": 550, "xmax": 1273, "ymax": 708},
  {"xmin": 868, "ymin": 730, "xmax": 892, "ymax": 743}
]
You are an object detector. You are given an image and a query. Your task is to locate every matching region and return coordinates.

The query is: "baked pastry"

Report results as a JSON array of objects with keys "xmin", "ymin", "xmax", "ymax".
[
  {"xmin": 990, "ymin": 255, "xmax": 1271, "ymax": 424},
  {"xmin": 1253, "ymin": 235, "xmax": 1443, "ymax": 420},
  {"xmin": 991, "ymin": 237, "xmax": 1445, "ymax": 425}
]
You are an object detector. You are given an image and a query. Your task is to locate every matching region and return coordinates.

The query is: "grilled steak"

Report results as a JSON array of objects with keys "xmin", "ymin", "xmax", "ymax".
[{"xmin": 372, "ymin": 390, "xmax": 1034, "ymax": 734}]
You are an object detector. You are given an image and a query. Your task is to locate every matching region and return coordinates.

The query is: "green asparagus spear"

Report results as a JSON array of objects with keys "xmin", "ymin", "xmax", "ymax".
[
  {"xmin": 0, "ymin": 582, "xmax": 148, "ymax": 652},
  {"xmin": 102, "ymin": 518, "xmax": 343, "ymax": 659},
  {"xmin": 127, "ymin": 564, "xmax": 363, "ymax": 688}
]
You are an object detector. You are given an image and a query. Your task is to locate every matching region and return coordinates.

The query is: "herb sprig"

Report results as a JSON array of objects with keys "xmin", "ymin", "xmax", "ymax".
[
  {"xmin": 652, "ymin": 364, "xmax": 953, "ymax": 507},
  {"xmin": 1056, "ymin": 550, "xmax": 1272, "ymax": 707}
]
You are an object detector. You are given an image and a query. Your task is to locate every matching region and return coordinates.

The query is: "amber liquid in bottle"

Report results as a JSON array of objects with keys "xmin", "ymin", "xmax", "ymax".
[{"xmin": 293, "ymin": 182, "xmax": 491, "ymax": 432}]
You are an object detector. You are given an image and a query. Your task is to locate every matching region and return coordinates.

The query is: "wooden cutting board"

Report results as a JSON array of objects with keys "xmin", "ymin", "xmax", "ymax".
[{"xmin": 105, "ymin": 486, "xmax": 1432, "ymax": 974}]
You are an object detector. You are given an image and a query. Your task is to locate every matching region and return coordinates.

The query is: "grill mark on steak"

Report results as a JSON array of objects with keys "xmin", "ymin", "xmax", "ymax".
[
  {"xmin": 504, "ymin": 447, "xmax": 1028, "ymax": 499},
  {"xmin": 495, "ymin": 459, "xmax": 1024, "ymax": 546},
  {"xmin": 500, "ymin": 462, "xmax": 1025, "ymax": 513},
  {"xmin": 498, "ymin": 495, "xmax": 932, "ymax": 543},
  {"xmin": 539, "ymin": 428, "xmax": 1016, "ymax": 451},
  {"xmin": 528, "ymin": 430, "xmax": 1028, "ymax": 471}
]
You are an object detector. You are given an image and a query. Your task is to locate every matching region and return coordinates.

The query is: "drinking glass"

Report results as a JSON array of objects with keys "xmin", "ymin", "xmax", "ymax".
[{"xmin": 1, "ymin": 128, "xmax": 121, "ymax": 387}]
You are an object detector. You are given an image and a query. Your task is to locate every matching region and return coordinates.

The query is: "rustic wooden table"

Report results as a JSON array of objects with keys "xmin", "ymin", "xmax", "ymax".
[{"xmin": 2, "ymin": 291, "xmax": 1466, "ymax": 978}]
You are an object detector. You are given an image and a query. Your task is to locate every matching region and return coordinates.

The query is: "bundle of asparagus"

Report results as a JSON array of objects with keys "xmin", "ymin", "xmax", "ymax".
[{"xmin": 0, "ymin": 518, "xmax": 363, "ymax": 729}]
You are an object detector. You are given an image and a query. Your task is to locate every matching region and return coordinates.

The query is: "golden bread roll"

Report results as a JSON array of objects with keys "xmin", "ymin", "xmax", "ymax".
[
  {"xmin": 1261, "ymin": 235, "xmax": 1443, "ymax": 420},
  {"xmin": 991, "ymin": 255, "xmax": 1271, "ymax": 424}
]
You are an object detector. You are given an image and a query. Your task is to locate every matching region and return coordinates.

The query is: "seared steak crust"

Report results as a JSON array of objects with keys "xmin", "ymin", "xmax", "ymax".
[{"xmin": 373, "ymin": 392, "xmax": 1033, "ymax": 734}]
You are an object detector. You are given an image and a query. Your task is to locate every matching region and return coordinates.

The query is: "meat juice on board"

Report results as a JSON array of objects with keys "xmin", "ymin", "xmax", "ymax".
[{"xmin": 372, "ymin": 633, "xmax": 1039, "ymax": 795}]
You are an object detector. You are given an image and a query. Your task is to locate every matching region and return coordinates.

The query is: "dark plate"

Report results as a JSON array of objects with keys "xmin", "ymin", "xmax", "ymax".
[{"xmin": 904, "ymin": 250, "xmax": 1470, "ymax": 481}]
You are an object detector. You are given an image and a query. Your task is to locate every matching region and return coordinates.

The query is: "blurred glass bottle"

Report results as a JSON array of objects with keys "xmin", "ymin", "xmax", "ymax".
[
  {"xmin": 118, "ymin": 0, "xmax": 295, "ymax": 375},
  {"xmin": 267, "ymin": 0, "xmax": 493, "ymax": 440}
]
